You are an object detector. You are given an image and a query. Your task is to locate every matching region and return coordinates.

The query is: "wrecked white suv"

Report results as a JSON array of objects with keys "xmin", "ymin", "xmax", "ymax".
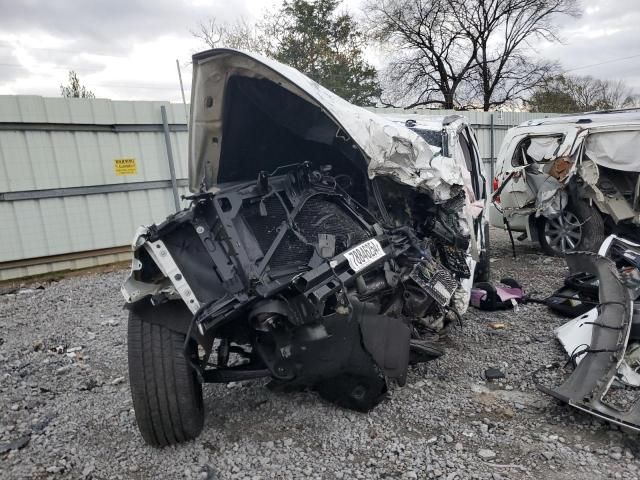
[
  {"xmin": 489, "ymin": 110, "xmax": 640, "ymax": 255},
  {"xmin": 122, "ymin": 49, "xmax": 487, "ymax": 446}
]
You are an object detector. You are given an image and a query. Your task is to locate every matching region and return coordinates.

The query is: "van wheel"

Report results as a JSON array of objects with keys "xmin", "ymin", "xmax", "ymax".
[
  {"xmin": 128, "ymin": 303, "xmax": 204, "ymax": 446},
  {"xmin": 537, "ymin": 200, "xmax": 604, "ymax": 256}
]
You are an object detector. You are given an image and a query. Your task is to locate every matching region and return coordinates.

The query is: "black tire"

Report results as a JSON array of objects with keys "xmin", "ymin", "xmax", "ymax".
[
  {"xmin": 128, "ymin": 303, "xmax": 204, "ymax": 447},
  {"xmin": 537, "ymin": 200, "xmax": 605, "ymax": 256},
  {"xmin": 474, "ymin": 223, "xmax": 491, "ymax": 282}
]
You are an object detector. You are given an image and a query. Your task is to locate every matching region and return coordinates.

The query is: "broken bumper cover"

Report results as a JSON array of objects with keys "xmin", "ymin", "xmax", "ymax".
[{"xmin": 537, "ymin": 252, "xmax": 638, "ymax": 431}]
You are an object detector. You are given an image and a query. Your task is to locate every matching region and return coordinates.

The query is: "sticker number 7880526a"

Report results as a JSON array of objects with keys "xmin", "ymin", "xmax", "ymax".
[{"xmin": 343, "ymin": 238, "xmax": 385, "ymax": 272}]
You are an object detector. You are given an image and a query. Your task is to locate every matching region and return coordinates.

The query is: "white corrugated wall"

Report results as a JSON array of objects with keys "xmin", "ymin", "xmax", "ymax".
[{"xmin": 0, "ymin": 96, "xmax": 189, "ymax": 280}]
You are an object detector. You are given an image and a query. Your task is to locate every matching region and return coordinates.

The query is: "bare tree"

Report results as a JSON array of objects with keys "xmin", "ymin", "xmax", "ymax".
[
  {"xmin": 625, "ymin": 94, "xmax": 640, "ymax": 108},
  {"xmin": 570, "ymin": 76, "xmax": 610, "ymax": 109},
  {"xmin": 454, "ymin": 0, "xmax": 577, "ymax": 110},
  {"xmin": 527, "ymin": 75, "xmax": 637, "ymax": 113},
  {"xmin": 192, "ymin": 16, "xmax": 280, "ymax": 54},
  {"xmin": 60, "ymin": 70, "xmax": 95, "ymax": 99},
  {"xmin": 469, "ymin": 56, "xmax": 559, "ymax": 110},
  {"xmin": 367, "ymin": 0, "xmax": 478, "ymax": 109},
  {"xmin": 366, "ymin": 0, "xmax": 578, "ymax": 110},
  {"xmin": 600, "ymin": 78, "xmax": 636, "ymax": 109}
]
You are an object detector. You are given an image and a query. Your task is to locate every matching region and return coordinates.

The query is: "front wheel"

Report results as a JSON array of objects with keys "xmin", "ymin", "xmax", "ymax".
[
  {"xmin": 128, "ymin": 302, "xmax": 204, "ymax": 446},
  {"xmin": 537, "ymin": 200, "xmax": 604, "ymax": 256}
]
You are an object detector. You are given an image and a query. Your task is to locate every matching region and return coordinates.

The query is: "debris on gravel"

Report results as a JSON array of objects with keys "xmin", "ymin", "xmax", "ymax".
[
  {"xmin": 0, "ymin": 435, "xmax": 30, "ymax": 454},
  {"xmin": 1, "ymin": 228, "xmax": 639, "ymax": 479},
  {"xmin": 484, "ymin": 368, "xmax": 506, "ymax": 381}
]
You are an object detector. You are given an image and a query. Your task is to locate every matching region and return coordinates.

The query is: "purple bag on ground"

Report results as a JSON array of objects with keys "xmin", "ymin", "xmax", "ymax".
[{"xmin": 470, "ymin": 278, "xmax": 524, "ymax": 311}]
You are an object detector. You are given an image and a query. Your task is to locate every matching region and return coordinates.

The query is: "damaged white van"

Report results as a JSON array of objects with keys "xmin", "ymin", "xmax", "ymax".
[{"xmin": 489, "ymin": 110, "xmax": 640, "ymax": 255}]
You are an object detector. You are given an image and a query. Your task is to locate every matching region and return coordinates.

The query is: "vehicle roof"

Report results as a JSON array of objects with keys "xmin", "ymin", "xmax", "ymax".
[
  {"xmin": 381, "ymin": 113, "xmax": 466, "ymax": 131},
  {"xmin": 518, "ymin": 109, "xmax": 640, "ymax": 129}
]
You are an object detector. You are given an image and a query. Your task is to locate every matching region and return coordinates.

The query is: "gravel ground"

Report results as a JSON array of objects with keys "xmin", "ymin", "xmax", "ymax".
[{"xmin": 1, "ymin": 228, "xmax": 639, "ymax": 480}]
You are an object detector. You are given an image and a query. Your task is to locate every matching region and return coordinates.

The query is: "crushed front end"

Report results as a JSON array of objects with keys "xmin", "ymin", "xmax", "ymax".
[{"xmin": 123, "ymin": 163, "xmax": 467, "ymax": 411}]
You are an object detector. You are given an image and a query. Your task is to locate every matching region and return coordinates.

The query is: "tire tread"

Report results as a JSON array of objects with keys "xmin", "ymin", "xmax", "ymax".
[{"xmin": 127, "ymin": 304, "xmax": 204, "ymax": 447}]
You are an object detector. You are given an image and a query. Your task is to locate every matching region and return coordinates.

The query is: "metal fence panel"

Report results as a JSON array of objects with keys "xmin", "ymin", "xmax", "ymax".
[
  {"xmin": 0, "ymin": 96, "xmax": 190, "ymax": 279},
  {"xmin": 1, "ymin": 187, "xmax": 190, "ymax": 260}
]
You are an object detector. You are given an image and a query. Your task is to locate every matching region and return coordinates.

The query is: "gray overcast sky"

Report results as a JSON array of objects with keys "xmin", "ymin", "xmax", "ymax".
[
  {"xmin": 0, "ymin": 0, "xmax": 638, "ymax": 103},
  {"xmin": 535, "ymin": 0, "xmax": 640, "ymax": 89}
]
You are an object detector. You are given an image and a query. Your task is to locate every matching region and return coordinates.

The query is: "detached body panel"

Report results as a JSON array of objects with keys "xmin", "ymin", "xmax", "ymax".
[
  {"xmin": 538, "ymin": 252, "xmax": 638, "ymax": 430},
  {"xmin": 541, "ymin": 237, "xmax": 640, "ymax": 431}
]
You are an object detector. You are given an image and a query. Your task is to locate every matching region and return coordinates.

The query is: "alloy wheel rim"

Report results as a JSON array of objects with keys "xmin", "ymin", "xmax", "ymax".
[{"xmin": 544, "ymin": 211, "xmax": 582, "ymax": 253}]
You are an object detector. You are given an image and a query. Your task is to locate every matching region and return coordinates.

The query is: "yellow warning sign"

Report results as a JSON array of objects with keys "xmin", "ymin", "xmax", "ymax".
[{"xmin": 114, "ymin": 158, "xmax": 137, "ymax": 176}]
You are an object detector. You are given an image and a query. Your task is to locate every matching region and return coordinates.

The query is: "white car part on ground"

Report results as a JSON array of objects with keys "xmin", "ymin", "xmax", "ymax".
[{"xmin": 555, "ymin": 309, "xmax": 640, "ymax": 387}]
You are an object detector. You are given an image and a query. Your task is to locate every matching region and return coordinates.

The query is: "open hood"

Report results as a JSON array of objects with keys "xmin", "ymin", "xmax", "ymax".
[{"xmin": 189, "ymin": 49, "xmax": 464, "ymax": 201}]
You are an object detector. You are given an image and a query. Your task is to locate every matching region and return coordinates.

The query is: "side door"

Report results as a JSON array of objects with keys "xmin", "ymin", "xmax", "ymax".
[
  {"xmin": 447, "ymin": 122, "xmax": 488, "ymax": 262},
  {"xmin": 459, "ymin": 125, "xmax": 486, "ymax": 202},
  {"xmin": 445, "ymin": 123, "xmax": 485, "ymax": 203}
]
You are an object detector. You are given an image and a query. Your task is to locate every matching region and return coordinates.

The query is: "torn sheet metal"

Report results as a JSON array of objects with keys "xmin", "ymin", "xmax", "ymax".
[
  {"xmin": 577, "ymin": 158, "xmax": 599, "ymax": 185},
  {"xmin": 370, "ymin": 149, "xmax": 463, "ymax": 203},
  {"xmin": 547, "ymin": 157, "xmax": 573, "ymax": 182},
  {"xmin": 527, "ymin": 173, "xmax": 567, "ymax": 218},
  {"xmin": 189, "ymin": 48, "xmax": 464, "ymax": 202},
  {"xmin": 538, "ymin": 252, "xmax": 639, "ymax": 431}
]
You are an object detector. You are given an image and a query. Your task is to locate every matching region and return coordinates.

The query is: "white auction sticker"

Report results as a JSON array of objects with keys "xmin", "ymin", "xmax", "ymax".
[{"xmin": 343, "ymin": 238, "xmax": 385, "ymax": 272}]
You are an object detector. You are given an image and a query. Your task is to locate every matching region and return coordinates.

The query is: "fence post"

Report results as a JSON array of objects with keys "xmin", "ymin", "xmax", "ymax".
[
  {"xmin": 489, "ymin": 113, "xmax": 495, "ymax": 190},
  {"xmin": 160, "ymin": 105, "xmax": 181, "ymax": 212}
]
